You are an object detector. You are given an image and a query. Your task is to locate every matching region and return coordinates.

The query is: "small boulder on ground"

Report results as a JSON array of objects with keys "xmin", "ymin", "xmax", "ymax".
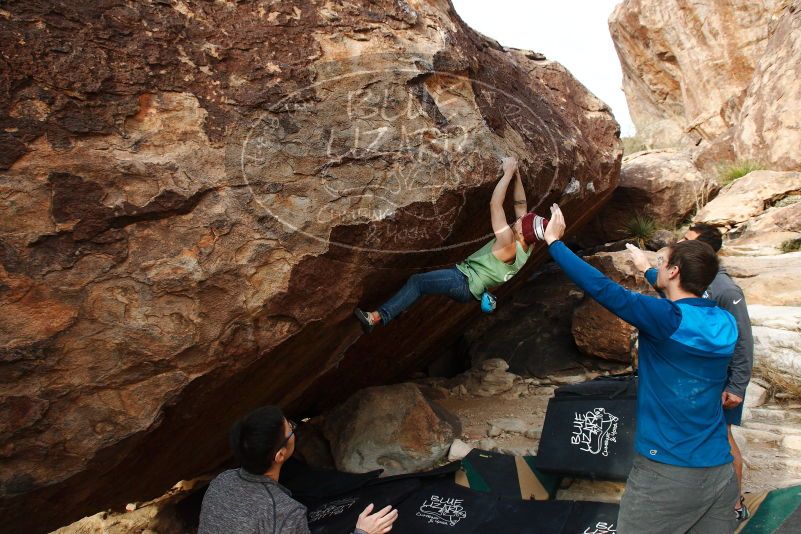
[
  {"xmin": 744, "ymin": 382, "xmax": 768, "ymax": 409},
  {"xmin": 322, "ymin": 383, "xmax": 461, "ymax": 475},
  {"xmin": 448, "ymin": 439, "xmax": 473, "ymax": 462},
  {"xmin": 464, "ymin": 359, "xmax": 525, "ymax": 397}
]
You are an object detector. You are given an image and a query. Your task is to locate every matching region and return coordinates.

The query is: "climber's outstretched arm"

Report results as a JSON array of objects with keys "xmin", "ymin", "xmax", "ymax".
[{"xmin": 490, "ymin": 156, "xmax": 518, "ymax": 247}]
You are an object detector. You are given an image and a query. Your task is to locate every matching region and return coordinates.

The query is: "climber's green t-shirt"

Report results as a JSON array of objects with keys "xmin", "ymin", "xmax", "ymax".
[{"xmin": 456, "ymin": 239, "xmax": 532, "ymax": 299}]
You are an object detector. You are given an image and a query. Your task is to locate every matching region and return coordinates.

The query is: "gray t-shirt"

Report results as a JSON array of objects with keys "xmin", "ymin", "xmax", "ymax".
[
  {"xmin": 199, "ymin": 469, "xmax": 310, "ymax": 534},
  {"xmin": 704, "ymin": 267, "xmax": 754, "ymax": 399}
]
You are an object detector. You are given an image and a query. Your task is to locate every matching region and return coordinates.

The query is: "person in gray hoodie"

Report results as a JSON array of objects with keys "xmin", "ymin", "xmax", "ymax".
[
  {"xmin": 629, "ymin": 222, "xmax": 754, "ymax": 521},
  {"xmin": 199, "ymin": 406, "xmax": 398, "ymax": 534}
]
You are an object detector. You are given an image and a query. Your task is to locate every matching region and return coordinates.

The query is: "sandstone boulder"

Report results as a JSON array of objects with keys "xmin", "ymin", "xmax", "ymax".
[
  {"xmin": 0, "ymin": 2, "xmax": 621, "ymax": 530},
  {"xmin": 749, "ymin": 305, "xmax": 801, "ymax": 332},
  {"xmin": 321, "ymin": 383, "xmax": 460, "ymax": 475},
  {"xmin": 611, "ymin": 0, "xmax": 801, "ymax": 172},
  {"xmin": 609, "ymin": 0, "xmax": 783, "ymax": 147},
  {"xmin": 581, "ymin": 150, "xmax": 715, "ymax": 244},
  {"xmin": 694, "ymin": 171, "xmax": 801, "ymax": 227},
  {"xmin": 463, "ymin": 358, "xmax": 525, "ymax": 398},
  {"xmin": 293, "ymin": 420, "xmax": 335, "ymax": 470},
  {"xmin": 723, "ymin": 253, "xmax": 801, "ymax": 306},
  {"xmin": 744, "ymin": 382, "xmax": 768, "ymax": 409},
  {"xmin": 571, "ymin": 250, "xmax": 658, "ymax": 362},
  {"xmin": 725, "ymin": 200, "xmax": 801, "ymax": 256},
  {"xmin": 733, "ymin": 0, "xmax": 801, "ymax": 170},
  {"xmin": 752, "ymin": 326, "xmax": 801, "ymax": 393},
  {"xmin": 747, "ymin": 305, "xmax": 801, "ymax": 393},
  {"xmin": 447, "ymin": 439, "xmax": 473, "ymax": 462}
]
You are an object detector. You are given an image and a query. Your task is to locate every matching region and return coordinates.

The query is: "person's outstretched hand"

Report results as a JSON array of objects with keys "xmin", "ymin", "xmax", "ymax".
[
  {"xmin": 501, "ymin": 156, "xmax": 518, "ymax": 175},
  {"xmin": 626, "ymin": 243, "xmax": 652, "ymax": 273},
  {"xmin": 543, "ymin": 203, "xmax": 566, "ymax": 245},
  {"xmin": 355, "ymin": 503, "xmax": 398, "ymax": 534}
]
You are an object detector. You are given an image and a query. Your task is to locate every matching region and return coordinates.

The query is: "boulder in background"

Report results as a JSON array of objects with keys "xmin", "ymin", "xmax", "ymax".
[{"xmin": 321, "ymin": 383, "xmax": 460, "ymax": 475}]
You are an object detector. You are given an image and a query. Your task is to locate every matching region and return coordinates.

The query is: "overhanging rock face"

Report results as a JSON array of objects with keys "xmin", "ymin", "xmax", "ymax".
[{"xmin": 0, "ymin": 1, "xmax": 621, "ymax": 531}]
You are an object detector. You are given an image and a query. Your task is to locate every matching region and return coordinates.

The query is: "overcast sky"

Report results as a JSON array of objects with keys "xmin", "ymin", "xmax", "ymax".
[{"xmin": 452, "ymin": 0, "xmax": 635, "ymax": 137}]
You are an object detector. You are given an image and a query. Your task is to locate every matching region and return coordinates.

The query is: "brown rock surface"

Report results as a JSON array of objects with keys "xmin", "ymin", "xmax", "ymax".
[
  {"xmin": 0, "ymin": 2, "xmax": 621, "ymax": 530},
  {"xmin": 321, "ymin": 383, "xmax": 459, "ymax": 475},
  {"xmin": 572, "ymin": 249, "xmax": 658, "ymax": 362},
  {"xmin": 611, "ymin": 0, "xmax": 801, "ymax": 172},
  {"xmin": 733, "ymin": 0, "xmax": 801, "ymax": 171},
  {"xmin": 609, "ymin": 0, "xmax": 783, "ymax": 147}
]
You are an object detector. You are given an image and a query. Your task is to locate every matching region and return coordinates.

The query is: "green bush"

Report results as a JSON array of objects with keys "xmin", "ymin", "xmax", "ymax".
[
  {"xmin": 780, "ymin": 238, "xmax": 801, "ymax": 253},
  {"xmin": 625, "ymin": 214, "xmax": 657, "ymax": 243},
  {"xmin": 717, "ymin": 160, "xmax": 762, "ymax": 186}
]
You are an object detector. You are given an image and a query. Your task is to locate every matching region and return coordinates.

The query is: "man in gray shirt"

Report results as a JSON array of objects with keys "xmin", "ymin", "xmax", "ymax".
[
  {"xmin": 683, "ymin": 223, "xmax": 754, "ymax": 520},
  {"xmin": 199, "ymin": 406, "xmax": 398, "ymax": 534},
  {"xmin": 630, "ymin": 222, "xmax": 754, "ymax": 520}
]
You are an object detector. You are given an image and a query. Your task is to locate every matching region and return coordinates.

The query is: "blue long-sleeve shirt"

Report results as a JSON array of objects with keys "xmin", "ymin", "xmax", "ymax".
[
  {"xmin": 549, "ymin": 241, "xmax": 738, "ymax": 467},
  {"xmin": 646, "ymin": 267, "xmax": 753, "ymax": 399}
]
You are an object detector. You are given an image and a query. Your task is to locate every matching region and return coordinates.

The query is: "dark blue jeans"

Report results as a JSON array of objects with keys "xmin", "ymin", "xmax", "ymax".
[{"xmin": 378, "ymin": 267, "xmax": 473, "ymax": 324}]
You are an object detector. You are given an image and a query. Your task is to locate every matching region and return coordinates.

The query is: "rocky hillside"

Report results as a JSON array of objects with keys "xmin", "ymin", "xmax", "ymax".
[{"xmin": 0, "ymin": 1, "xmax": 621, "ymax": 532}]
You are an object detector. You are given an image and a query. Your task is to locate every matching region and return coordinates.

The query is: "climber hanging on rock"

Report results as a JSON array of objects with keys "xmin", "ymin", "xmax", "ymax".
[{"xmin": 354, "ymin": 156, "xmax": 549, "ymax": 333}]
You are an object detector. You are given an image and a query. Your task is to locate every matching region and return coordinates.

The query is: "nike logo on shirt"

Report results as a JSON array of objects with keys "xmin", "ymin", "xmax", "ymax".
[{"xmin": 733, "ymin": 299, "xmax": 742, "ymax": 305}]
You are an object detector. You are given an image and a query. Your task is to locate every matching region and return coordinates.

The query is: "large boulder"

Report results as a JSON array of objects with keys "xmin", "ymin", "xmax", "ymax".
[
  {"xmin": 571, "ymin": 250, "xmax": 658, "ymax": 363},
  {"xmin": 722, "ymin": 253, "xmax": 801, "ymax": 306},
  {"xmin": 694, "ymin": 170, "xmax": 801, "ymax": 227},
  {"xmin": 609, "ymin": 0, "xmax": 783, "ymax": 147},
  {"xmin": 611, "ymin": 0, "xmax": 801, "ymax": 172},
  {"xmin": 694, "ymin": 170, "xmax": 801, "ymax": 255},
  {"xmin": 0, "ymin": 2, "xmax": 621, "ymax": 531},
  {"xmin": 749, "ymin": 306, "xmax": 801, "ymax": 394},
  {"xmin": 725, "ymin": 201, "xmax": 801, "ymax": 256},
  {"xmin": 733, "ymin": 1, "xmax": 801, "ymax": 171},
  {"xmin": 581, "ymin": 149, "xmax": 714, "ymax": 244},
  {"xmin": 321, "ymin": 383, "xmax": 460, "ymax": 475}
]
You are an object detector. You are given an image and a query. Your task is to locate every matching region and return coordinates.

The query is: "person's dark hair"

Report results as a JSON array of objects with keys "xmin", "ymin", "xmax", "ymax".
[
  {"xmin": 688, "ymin": 223, "xmax": 722, "ymax": 252},
  {"xmin": 667, "ymin": 240, "xmax": 719, "ymax": 296},
  {"xmin": 229, "ymin": 406, "xmax": 286, "ymax": 475}
]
